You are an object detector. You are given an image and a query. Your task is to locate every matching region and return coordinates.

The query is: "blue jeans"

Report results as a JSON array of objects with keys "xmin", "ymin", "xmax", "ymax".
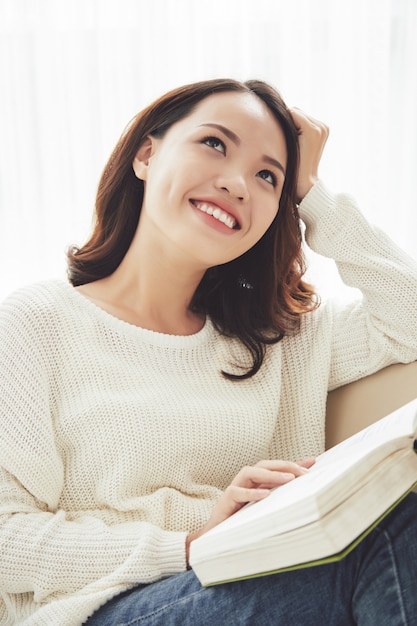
[{"xmin": 85, "ymin": 492, "xmax": 417, "ymax": 625}]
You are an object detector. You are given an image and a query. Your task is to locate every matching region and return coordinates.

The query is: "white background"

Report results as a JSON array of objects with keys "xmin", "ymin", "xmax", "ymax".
[{"xmin": 0, "ymin": 0, "xmax": 416, "ymax": 302}]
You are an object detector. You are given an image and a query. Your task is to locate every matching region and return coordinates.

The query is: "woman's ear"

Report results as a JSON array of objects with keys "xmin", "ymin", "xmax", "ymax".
[{"xmin": 132, "ymin": 136, "xmax": 155, "ymax": 181}]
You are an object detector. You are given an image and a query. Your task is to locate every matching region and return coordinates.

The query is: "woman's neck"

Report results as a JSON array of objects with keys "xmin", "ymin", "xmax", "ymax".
[{"xmin": 76, "ymin": 245, "xmax": 207, "ymax": 335}]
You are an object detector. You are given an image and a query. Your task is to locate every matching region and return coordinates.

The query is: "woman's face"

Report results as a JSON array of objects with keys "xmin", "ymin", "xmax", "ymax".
[{"xmin": 133, "ymin": 91, "xmax": 288, "ymax": 269}]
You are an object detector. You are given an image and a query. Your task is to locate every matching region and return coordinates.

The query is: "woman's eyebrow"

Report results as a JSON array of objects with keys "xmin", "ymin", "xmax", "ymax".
[
  {"xmin": 199, "ymin": 123, "xmax": 286, "ymax": 176},
  {"xmin": 199, "ymin": 123, "xmax": 241, "ymax": 145},
  {"xmin": 263, "ymin": 155, "xmax": 286, "ymax": 177}
]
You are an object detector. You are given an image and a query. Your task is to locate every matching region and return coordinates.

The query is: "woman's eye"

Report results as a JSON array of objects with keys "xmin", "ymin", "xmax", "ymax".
[
  {"xmin": 202, "ymin": 136, "xmax": 226, "ymax": 154},
  {"xmin": 257, "ymin": 169, "xmax": 277, "ymax": 187}
]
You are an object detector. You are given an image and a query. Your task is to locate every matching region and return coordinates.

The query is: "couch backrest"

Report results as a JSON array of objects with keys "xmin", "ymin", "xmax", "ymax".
[{"xmin": 325, "ymin": 361, "xmax": 417, "ymax": 449}]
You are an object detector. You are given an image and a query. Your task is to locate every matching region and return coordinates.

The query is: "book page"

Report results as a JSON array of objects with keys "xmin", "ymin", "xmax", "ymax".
[
  {"xmin": 319, "ymin": 397, "xmax": 417, "ymax": 466},
  {"xmin": 201, "ymin": 398, "xmax": 417, "ymax": 536}
]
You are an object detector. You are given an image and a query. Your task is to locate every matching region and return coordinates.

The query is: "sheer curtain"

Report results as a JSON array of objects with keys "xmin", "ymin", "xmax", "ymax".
[{"xmin": 0, "ymin": 0, "xmax": 416, "ymax": 302}]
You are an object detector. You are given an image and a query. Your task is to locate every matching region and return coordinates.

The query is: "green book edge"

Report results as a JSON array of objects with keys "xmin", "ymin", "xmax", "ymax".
[{"xmin": 202, "ymin": 483, "xmax": 416, "ymax": 586}]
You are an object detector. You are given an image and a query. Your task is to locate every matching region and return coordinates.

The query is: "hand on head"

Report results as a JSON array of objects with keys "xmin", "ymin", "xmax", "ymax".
[{"xmin": 291, "ymin": 108, "xmax": 329, "ymax": 204}]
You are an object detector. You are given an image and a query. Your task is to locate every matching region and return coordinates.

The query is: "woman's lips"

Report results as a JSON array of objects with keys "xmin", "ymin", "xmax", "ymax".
[{"xmin": 190, "ymin": 199, "xmax": 241, "ymax": 230}]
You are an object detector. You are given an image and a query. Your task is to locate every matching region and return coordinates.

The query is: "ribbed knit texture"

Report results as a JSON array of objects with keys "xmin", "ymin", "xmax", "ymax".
[{"xmin": 1, "ymin": 181, "xmax": 417, "ymax": 625}]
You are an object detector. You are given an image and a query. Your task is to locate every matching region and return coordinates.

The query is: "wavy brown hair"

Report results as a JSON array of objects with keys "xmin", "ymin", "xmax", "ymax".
[{"xmin": 67, "ymin": 78, "xmax": 319, "ymax": 379}]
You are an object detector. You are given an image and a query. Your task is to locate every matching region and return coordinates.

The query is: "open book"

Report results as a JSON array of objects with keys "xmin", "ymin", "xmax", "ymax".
[{"xmin": 189, "ymin": 398, "xmax": 417, "ymax": 586}]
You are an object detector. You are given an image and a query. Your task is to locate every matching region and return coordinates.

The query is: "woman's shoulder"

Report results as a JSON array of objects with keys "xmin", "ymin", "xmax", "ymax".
[
  {"xmin": 1, "ymin": 278, "xmax": 71, "ymax": 316},
  {"xmin": 0, "ymin": 279, "xmax": 78, "ymax": 344}
]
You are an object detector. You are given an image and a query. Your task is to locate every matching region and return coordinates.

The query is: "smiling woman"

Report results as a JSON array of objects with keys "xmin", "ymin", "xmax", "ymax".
[
  {"xmin": 69, "ymin": 79, "xmax": 318, "ymax": 378},
  {"xmin": 1, "ymin": 77, "xmax": 417, "ymax": 626}
]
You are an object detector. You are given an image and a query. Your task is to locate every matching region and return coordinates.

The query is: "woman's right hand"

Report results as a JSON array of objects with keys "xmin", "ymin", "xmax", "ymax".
[{"xmin": 185, "ymin": 457, "xmax": 315, "ymax": 566}]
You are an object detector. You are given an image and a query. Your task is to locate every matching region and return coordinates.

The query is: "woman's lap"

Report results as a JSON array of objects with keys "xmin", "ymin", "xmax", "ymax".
[{"xmin": 85, "ymin": 492, "xmax": 417, "ymax": 625}]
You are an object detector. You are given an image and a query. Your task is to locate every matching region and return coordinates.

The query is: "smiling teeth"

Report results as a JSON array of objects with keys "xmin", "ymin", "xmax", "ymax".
[{"xmin": 194, "ymin": 201, "xmax": 237, "ymax": 229}]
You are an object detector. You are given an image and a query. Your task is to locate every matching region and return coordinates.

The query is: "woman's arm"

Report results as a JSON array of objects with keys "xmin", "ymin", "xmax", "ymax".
[
  {"xmin": 0, "ymin": 292, "xmax": 186, "ymax": 602},
  {"xmin": 0, "ymin": 467, "xmax": 187, "ymax": 601},
  {"xmin": 300, "ymin": 181, "xmax": 417, "ymax": 388},
  {"xmin": 292, "ymin": 109, "xmax": 417, "ymax": 389}
]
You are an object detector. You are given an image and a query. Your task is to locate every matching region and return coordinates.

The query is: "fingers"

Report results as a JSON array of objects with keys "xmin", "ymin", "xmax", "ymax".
[
  {"xmin": 297, "ymin": 456, "xmax": 316, "ymax": 470},
  {"xmin": 291, "ymin": 108, "xmax": 329, "ymax": 142},
  {"xmin": 193, "ymin": 457, "xmax": 317, "ymax": 541},
  {"xmin": 224, "ymin": 483, "xmax": 271, "ymax": 505},
  {"xmin": 290, "ymin": 107, "xmax": 329, "ymax": 203},
  {"xmin": 228, "ymin": 458, "xmax": 316, "ymax": 501},
  {"xmin": 247, "ymin": 459, "xmax": 310, "ymax": 480},
  {"xmin": 230, "ymin": 460, "xmax": 310, "ymax": 492},
  {"xmin": 210, "ymin": 460, "xmax": 311, "ymax": 520}
]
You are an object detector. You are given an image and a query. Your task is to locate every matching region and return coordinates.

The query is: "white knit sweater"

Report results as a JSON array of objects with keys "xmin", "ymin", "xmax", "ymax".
[{"xmin": 1, "ymin": 181, "xmax": 417, "ymax": 625}]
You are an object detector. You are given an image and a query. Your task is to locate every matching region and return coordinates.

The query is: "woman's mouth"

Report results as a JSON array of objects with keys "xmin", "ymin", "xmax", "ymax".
[{"xmin": 190, "ymin": 200, "xmax": 240, "ymax": 230}]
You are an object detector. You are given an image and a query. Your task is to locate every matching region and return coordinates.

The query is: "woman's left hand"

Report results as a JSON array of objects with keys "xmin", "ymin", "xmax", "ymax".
[
  {"xmin": 185, "ymin": 456, "xmax": 315, "ymax": 566},
  {"xmin": 291, "ymin": 108, "xmax": 329, "ymax": 204}
]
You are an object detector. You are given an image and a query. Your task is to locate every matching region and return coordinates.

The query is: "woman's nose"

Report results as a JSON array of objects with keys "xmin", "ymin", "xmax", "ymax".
[{"xmin": 215, "ymin": 171, "xmax": 249, "ymax": 202}]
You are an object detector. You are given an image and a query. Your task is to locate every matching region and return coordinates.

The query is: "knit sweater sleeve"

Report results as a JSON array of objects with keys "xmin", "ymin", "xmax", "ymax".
[
  {"xmin": 0, "ymin": 288, "xmax": 187, "ymax": 605},
  {"xmin": 299, "ymin": 181, "xmax": 417, "ymax": 390}
]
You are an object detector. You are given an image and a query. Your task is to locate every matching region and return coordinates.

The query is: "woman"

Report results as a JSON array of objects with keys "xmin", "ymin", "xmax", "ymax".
[{"xmin": 0, "ymin": 78, "xmax": 416, "ymax": 625}]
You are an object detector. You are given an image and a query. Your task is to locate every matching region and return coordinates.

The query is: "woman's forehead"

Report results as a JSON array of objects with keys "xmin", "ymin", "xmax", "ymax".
[{"xmin": 190, "ymin": 91, "xmax": 276, "ymax": 125}]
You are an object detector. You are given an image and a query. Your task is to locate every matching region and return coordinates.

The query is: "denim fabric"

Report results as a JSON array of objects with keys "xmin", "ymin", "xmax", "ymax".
[{"xmin": 85, "ymin": 492, "xmax": 417, "ymax": 625}]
